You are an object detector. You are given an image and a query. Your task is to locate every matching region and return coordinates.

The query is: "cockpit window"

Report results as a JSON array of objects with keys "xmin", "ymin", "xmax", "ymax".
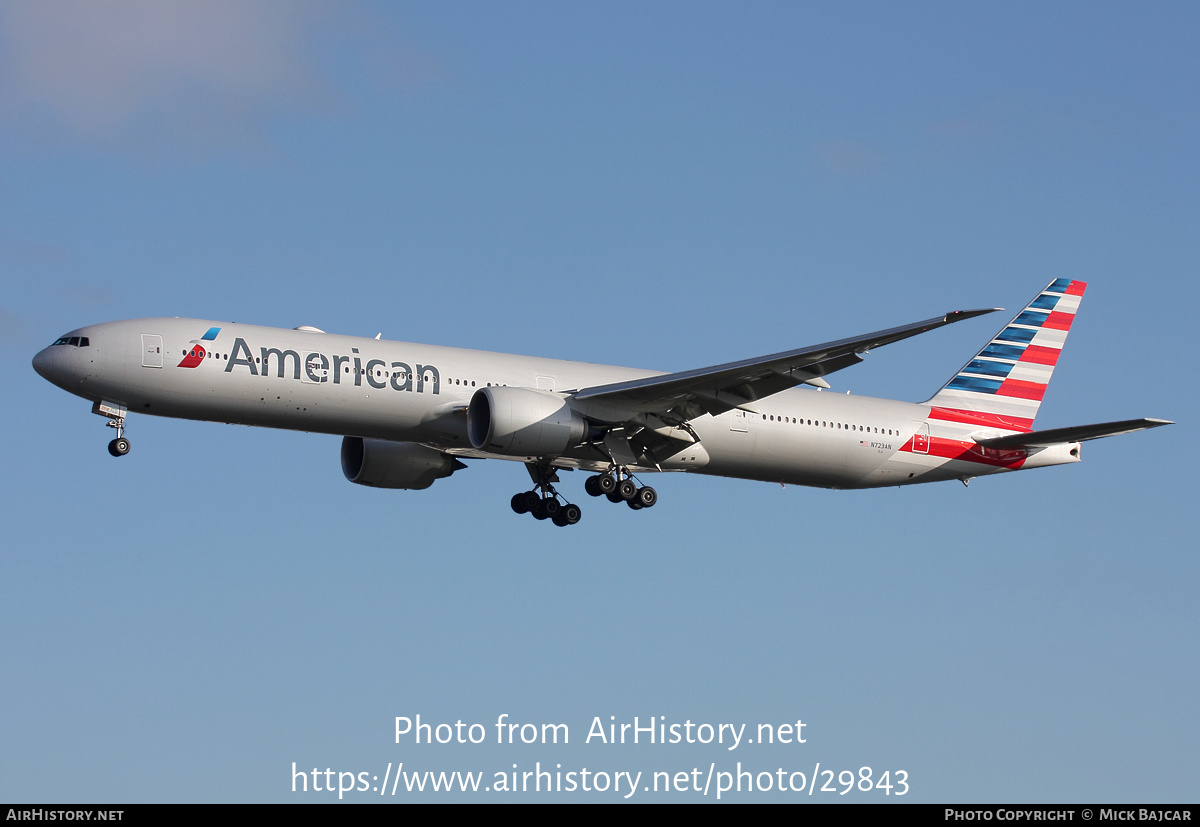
[{"xmin": 51, "ymin": 336, "xmax": 88, "ymax": 347}]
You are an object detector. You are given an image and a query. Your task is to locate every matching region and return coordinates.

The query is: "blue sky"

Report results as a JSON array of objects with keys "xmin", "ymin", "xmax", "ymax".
[{"xmin": 2, "ymin": 1, "xmax": 1195, "ymax": 802}]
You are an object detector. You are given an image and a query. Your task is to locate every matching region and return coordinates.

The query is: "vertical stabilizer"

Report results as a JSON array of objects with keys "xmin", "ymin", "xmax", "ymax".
[{"xmin": 925, "ymin": 279, "xmax": 1086, "ymax": 431}]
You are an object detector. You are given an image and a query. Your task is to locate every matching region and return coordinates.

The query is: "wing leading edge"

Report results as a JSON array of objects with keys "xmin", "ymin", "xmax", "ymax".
[{"xmin": 571, "ymin": 307, "xmax": 1002, "ymax": 422}]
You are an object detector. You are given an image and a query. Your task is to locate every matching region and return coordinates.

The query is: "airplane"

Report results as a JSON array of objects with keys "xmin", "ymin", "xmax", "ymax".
[{"xmin": 32, "ymin": 279, "xmax": 1170, "ymax": 527}]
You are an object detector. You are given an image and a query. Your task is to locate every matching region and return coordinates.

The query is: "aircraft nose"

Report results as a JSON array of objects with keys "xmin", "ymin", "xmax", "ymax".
[
  {"xmin": 32, "ymin": 344, "xmax": 74, "ymax": 389},
  {"xmin": 32, "ymin": 346, "xmax": 56, "ymax": 380}
]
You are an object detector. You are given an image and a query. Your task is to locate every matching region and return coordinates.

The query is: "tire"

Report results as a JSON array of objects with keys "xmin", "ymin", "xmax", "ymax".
[
  {"xmin": 108, "ymin": 438, "xmax": 130, "ymax": 457},
  {"xmin": 617, "ymin": 479, "xmax": 637, "ymax": 501},
  {"xmin": 636, "ymin": 486, "xmax": 657, "ymax": 508},
  {"xmin": 584, "ymin": 475, "xmax": 603, "ymax": 497},
  {"xmin": 520, "ymin": 491, "xmax": 541, "ymax": 512},
  {"xmin": 511, "ymin": 493, "xmax": 530, "ymax": 514},
  {"xmin": 597, "ymin": 474, "xmax": 617, "ymax": 495},
  {"xmin": 563, "ymin": 504, "xmax": 582, "ymax": 525}
]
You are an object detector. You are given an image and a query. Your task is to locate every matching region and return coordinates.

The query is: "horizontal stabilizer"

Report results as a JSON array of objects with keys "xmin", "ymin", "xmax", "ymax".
[{"xmin": 974, "ymin": 418, "xmax": 1173, "ymax": 449}]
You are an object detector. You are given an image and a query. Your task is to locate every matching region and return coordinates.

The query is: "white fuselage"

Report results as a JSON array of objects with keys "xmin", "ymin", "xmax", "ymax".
[{"xmin": 33, "ymin": 318, "xmax": 1077, "ymax": 491}]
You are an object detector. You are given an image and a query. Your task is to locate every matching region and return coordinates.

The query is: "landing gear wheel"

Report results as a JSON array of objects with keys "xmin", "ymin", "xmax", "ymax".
[
  {"xmin": 511, "ymin": 493, "xmax": 530, "ymax": 514},
  {"xmin": 636, "ymin": 486, "xmax": 657, "ymax": 508},
  {"xmin": 108, "ymin": 437, "xmax": 130, "ymax": 457},
  {"xmin": 542, "ymin": 498, "xmax": 562, "ymax": 519},
  {"xmin": 617, "ymin": 479, "xmax": 638, "ymax": 501},
  {"xmin": 519, "ymin": 491, "xmax": 541, "ymax": 513},
  {"xmin": 605, "ymin": 490, "xmax": 624, "ymax": 504},
  {"xmin": 584, "ymin": 475, "xmax": 603, "ymax": 497},
  {"xmin": 597, "ymin": 473, "xmax": 617, "ymax": 495},
  {"xmin": 553, "ymin": 503, "xmax": 583, "ymax": 526},
  {"xmin": 531, "ymin": 499, "xmax": 549, "ymax": 520},
  {"xmin": 627, "ymin": 498, "xmax": 644, "ymax": 510}
]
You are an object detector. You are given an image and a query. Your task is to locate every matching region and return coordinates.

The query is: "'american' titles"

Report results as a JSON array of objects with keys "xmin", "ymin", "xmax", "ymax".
[{"xmin": 223, "ymin": 336, "xmax": 441, "ymax": 394}]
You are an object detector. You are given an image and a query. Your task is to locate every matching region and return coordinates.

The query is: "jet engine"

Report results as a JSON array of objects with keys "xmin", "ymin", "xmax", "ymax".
[
  {"xmin": 467, "ymin": 386, "xmax": 588, "ymax": 457},
  {"xmin": 340, "ymin": 437, "xmax": 466, "ymax": 490}
]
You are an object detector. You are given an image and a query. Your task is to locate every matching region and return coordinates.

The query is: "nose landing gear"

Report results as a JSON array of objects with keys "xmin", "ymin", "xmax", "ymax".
[{"xmin": 94, "ymin": 400, "xmax": 131, "ymax": 457}]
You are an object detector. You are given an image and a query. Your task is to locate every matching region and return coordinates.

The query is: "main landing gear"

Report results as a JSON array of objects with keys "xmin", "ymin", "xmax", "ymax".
[
  {"xmin": 510, "ymin": 490, "xmax": 582, "ymax": 527},
  {"xmin": 510, "ymin": 464, "xmax": 658, "ymax": 526},
  {"xmin": 584, "ymin": 469, "xmax": 657, "ymax": 511},
  {"xmin": 511, "ymin": 464, "xmax": 582, "ymax": 527}
]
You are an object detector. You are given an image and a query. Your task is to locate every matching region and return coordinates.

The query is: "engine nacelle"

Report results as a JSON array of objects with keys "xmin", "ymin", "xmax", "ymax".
[
  {"xmin": 467, "ymin": 386, "xmax": 587, "ymax": 457},
  {"xmin": 340, "ymin": 437, "xmax": 466, "ymax": 490}
]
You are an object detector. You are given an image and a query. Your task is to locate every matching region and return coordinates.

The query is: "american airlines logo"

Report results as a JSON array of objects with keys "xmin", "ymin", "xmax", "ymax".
[
  {"xmin": 177, "ymin": 326, "xmax": 221, "ymax": 369},
  {"xmin": 195, "ymin": 334, "xmax": 442, "ymax": 394}
]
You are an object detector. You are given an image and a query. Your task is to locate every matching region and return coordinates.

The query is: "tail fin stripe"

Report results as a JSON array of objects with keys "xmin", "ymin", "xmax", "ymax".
[
  {"xmin": 965, "ymin": 359, "xmax": 1016, "ymax": 378},
  {"xmin": 928, "ymin": 406, "xmax": 1035, "ymax": 431},
  {"xmin": 981, "ymin": 343, "xmax": 1028, "ymax": 360},
  {"xmin": 1043, "ymin": 311, "xmax": 1076, "ymax": 330},
  {"xmin": 997, "ymin": 326, "xmax": 1038, "ymax": 344},
  {"xmin": 931, "ymin": 393, "xmax": 1040, "ymax": 422},
  {"xmin": 1013, "ymin": 310, "xmax": 1052, "ymax": 327},
  {"xmin": 1029, "ymin": 293, "xmax": 1062, "ymax": 311},
  {"xmin": 1026, "ymin": 326, "xmax": 1068, "ymax": 348},
  {"xmin": 1020, "ymin": 345, "xmax": 1062, "ymax": 366},
  {"xmin": 947, "ymin": 376, "xmax": 1003, "ymax": 393},
  {"xmin": 1006, "ymin": 363, "xmax": 1054, "ymax": 384},
  {"xmin": 997, "ymin": 379, "xmax": 1047, "ymax": 401}
]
